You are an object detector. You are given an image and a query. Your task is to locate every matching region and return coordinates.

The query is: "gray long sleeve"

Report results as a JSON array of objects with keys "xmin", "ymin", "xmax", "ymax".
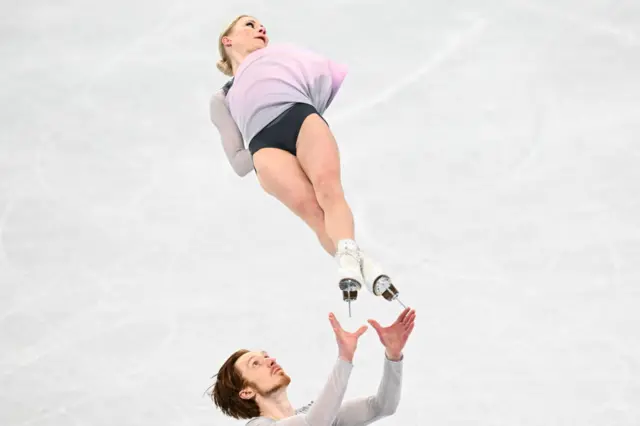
[
  {"xmin": 209, "ymin": 90, "xmax": 254, "ymax": 177},
  {"xmin": 333, "ymin": 354, "xmax": 403, "ymax": 426},
  {"xmin": 247, "ymin": 357, "xmax": 354, "ymax": 426}
]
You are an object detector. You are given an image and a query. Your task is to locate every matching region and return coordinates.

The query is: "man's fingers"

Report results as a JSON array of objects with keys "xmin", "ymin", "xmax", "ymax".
[
  {"xmin": 402, "ymin": 309, "xmax": 416, "ymax": 325},
  {"xmin": 355, "ymin": 325, "xmax": 368, "ymax": 337},
  {"xmin": 396, "ymin": 307, "xmax": 411, "ymax": 323},
  {"xmin": 367, "ymin": 319, "xmax": 382, "ymax": 333},
  {"xmin": 403, "ymin": 312, "xmax": 416, "ymax": 334},
  {"xmin": 403, "ymin": 322, "xmax": 415, "ymax": 338},
  {"xmin": 329, "ymin": 313, "xmax": 343, "ymax": 332}
]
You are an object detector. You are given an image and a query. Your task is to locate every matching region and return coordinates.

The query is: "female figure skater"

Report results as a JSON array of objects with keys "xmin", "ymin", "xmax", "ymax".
[{"xmin": 209, "ymin": 15, "xmax": 400, "ymax": 305}]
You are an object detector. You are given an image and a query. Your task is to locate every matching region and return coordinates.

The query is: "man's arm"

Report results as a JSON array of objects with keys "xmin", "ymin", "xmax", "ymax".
[
  {"xmin": 247, "ymin": 356, "xmax": 354, "ymax": 426},
  {"xmin": 332, "ymin": 352, "xmax": 404, "ymax": 426},
  {"xmin": 209, "ymin": 90, "xmax": 253, "ymax": 177}
]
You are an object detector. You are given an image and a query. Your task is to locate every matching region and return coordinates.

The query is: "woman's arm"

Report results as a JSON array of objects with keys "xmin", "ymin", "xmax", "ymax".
[{"xmin": 209, "ymin": 90, "xmax": 254, "ymax": 177}]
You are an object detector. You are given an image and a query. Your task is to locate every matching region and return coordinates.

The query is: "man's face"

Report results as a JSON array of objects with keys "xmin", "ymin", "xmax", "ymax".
[{"xmin": 235, "ymin": 350, "xmax": 291, "ymax": 400}]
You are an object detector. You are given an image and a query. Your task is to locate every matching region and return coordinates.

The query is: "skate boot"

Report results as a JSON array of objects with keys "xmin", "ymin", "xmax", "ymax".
[
  {"xmin": 335, "ymin": 239, "xmax": 364, "ymax": 317},
  {"xmin": 361, "ymin": 253, "xmax": 405, "ymax": 308}
]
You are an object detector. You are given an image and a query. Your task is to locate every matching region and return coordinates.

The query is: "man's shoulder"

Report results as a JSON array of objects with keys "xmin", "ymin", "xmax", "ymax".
[
  {"xmin": 244, "ymin": 401, "xmax": 315, "ymax": 425},
  {"xmin": 245, "ymin": 417, "xmax": 274, "ymax": 426},
  {"xmin": 296, "ymin": 400, "xmax": 314, "ymax": 414}
]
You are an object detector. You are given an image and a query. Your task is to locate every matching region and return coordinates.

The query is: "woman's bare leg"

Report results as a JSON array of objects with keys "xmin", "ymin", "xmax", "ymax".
[
  {"xmin": 294, "ymin": 113, "xmax": 366, "ymax": 296},
  {"xmin": 252, "ymin": 147, "xmax": 336, "ymax": 255},
  {"xmin": 251, "ymin": 117, "xmax": 394, "ymax": 299},
  {"xmin": 294, "ymin": 114, "xmax": 355, "ymax": 247}
]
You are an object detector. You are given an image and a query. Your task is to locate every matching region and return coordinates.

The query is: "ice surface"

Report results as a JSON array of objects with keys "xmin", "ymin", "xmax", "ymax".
[{"xmin": 1, "ymin": 0, "xmax": 640, "ymax": 425}]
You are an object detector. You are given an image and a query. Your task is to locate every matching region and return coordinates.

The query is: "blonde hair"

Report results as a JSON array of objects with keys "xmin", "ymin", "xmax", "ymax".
[{"xmin": 217, "ymin": 14, "xmax": 250, "ymax": 77}]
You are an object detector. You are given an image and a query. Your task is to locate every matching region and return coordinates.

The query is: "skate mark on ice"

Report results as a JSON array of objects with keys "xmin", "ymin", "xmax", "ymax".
[
  {"xmin": 73, "ymin": 4, "xmax": 191, "ymax": 95},
  {"xmin": 0, "ymin": 196, "xmax": 38, "ymax": 324},
  {"xmin": 0, "ymin": 262, "xmax": 176, "ymax": 379},
  {"xmin": 31, "ymin": 2, "xmax": 193, "ymax": 200},
  {"xmin": 493, "ymin": 107, "xmax": 640, "ymax": 194},
  {"xmin": 516, "ymin": 1, "xmax": 639, "ymax": 46},
  {"xmin": 4, "ymin": 304, "xmax": 177, "ymax": 390},
  {"xmin": 14, "ymin": 318, "xmax": 178, "ymax": 426},
  {"xmin": 0, "ymin": 195, "xmax": 13, "ymax": 271},
  {"xmin": 500, "ymin": 97, "xmax": 547, "ymax": 185},
  {"xmin": 0, "ymin": 250, "xmax": 156, "ymax": 375},
  {"xmin": 332, "ymin": 18, "xmax": 490, "ymax": 123}
]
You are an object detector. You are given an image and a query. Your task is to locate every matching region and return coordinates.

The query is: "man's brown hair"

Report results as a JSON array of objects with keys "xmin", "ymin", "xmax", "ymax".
[{"xmin": 209, "ymin": 349, "xmax": 261, "ymax": 420}]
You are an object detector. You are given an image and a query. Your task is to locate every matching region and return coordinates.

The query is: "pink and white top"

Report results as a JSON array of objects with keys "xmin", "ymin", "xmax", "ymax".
[{"xmin": 209, "ymin": 44, "xmax": 348, "ymax": 176}]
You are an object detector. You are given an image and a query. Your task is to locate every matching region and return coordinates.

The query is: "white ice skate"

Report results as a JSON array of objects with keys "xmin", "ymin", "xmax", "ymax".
[
  {"xmin": 335, "ymin": 239, "xmax": 364, "ymax": 316},
  {"xmin": 360, "ymin": 253, "xmax": 405, "ymax": 307}
]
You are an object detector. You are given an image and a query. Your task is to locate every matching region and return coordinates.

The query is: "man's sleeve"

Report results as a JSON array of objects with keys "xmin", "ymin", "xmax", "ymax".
[
  {"xmin": 246, "ymin": 357, "xmax": 354, "ymax": 426},
  {"xmin": 332, "ymin": 353, "xmax": 404, "ymax": 426}
]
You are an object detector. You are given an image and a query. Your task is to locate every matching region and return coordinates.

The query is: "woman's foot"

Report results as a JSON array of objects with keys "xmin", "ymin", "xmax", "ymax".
[
  {"xmin": 360, "ymin": 252, "xmax": 402, "ymax": 302},
  {"xmin": 335, "ymin": 239, "xmax": 364, "ymax": 301}
]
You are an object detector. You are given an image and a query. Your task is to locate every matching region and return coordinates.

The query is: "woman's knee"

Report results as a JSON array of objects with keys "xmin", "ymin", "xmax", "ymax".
[
  {"xmin": 258, "ymin": 169, "xmax": 325, "ymax": 226},
  {"xmin": 291, "ymin": 194, "xmax": 325, "ymax": 225},
  {"xmin": 251, "ymin": 145, "xmax": 328, "ymax": 227},
  {"xmin": 312, "ymin": 172, "xmax": 344, "ymax": 207}
]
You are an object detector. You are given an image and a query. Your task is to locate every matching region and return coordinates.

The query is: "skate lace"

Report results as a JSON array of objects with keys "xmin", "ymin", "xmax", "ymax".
[{"xmin": 336, "ymin": 245, "xmax": 362, "ymax": 263}]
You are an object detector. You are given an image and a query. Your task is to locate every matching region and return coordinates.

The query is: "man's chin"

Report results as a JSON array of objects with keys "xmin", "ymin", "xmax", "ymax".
[
  {"xmin": 278, "ymin": 373, "xmax": 291, "ymax": 387},
  {"xmin": 259, "ymin": 374, "xmax": 291, "ymax": 395},
  {"xmin": 275, "ymin": 374, "xmax": 292, "ymax": 389}
]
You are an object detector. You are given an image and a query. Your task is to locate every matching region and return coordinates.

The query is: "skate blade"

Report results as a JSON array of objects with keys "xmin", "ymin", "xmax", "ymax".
[
  {"xmin": 339, "ymin": 279, "xmax": 361, "ymax": 317},
  {"xmin": 373, "ymin": 276, "xmax": 402, "ymax": 302}
]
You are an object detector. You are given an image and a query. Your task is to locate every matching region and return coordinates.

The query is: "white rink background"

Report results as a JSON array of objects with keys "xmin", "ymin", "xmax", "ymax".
[{"xmin": 1, "ymin": 0, "xmax": 640, "ymax": 425}]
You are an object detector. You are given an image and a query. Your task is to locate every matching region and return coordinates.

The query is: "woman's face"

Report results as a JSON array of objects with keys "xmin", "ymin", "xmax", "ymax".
[{"xmin": 222, "ymin": 16, "xmax": 269, "ymax": 54}]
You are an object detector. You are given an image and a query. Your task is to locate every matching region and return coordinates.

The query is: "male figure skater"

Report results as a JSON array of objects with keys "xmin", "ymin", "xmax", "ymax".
[{"xmin": 211, "ymin": 307, "xmax": 416, "ymax": 425}]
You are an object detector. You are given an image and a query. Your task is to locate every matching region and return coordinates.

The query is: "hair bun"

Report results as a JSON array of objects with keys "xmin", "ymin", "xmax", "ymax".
[{"xmin": 216, "ymin": 59, "xmax": 233, "ymax": 76}]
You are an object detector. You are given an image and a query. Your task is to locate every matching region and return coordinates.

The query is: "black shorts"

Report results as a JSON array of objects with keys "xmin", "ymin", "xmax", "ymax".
[{"xmin": 248, "ymin": 103, "xmax": 328, "ymax": 157}]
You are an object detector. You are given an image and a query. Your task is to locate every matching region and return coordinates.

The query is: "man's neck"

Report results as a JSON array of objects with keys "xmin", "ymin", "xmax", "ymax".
[{"xmin": 257, "ymin": 389, "xmax": 296, "ymax": 420}]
